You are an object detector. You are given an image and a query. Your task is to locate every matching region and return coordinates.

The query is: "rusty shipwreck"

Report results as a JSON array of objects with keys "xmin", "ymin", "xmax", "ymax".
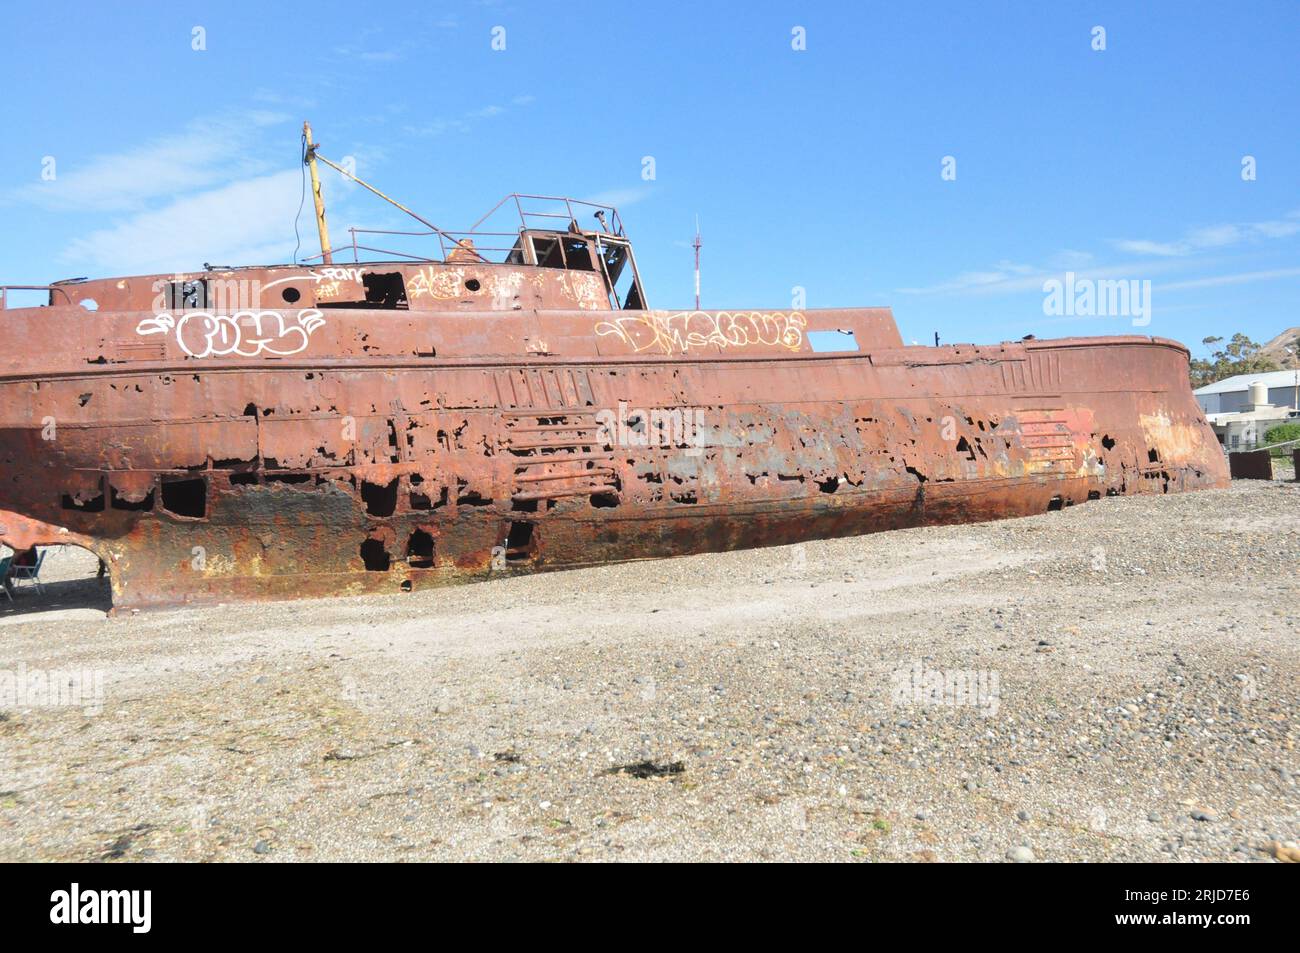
[{"xmin": 0, "ymin": 129, "xmax": 1229, "ymax": 610}]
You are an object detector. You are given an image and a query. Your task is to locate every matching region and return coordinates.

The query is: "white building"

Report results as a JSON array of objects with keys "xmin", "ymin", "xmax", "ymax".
[
  {"xmin": 1194, "ymin": 372, "xmax": 1299, "ymax": 450},
  {"xmin": 1194, "ymin": 368, "xmax": 1300, "ymax": 414}
]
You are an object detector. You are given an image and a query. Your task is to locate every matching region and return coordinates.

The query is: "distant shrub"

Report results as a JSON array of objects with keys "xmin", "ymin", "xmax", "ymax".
[{"xmin": 1262, "ymin": 422, "xmax": 1300, "ymax": 456}]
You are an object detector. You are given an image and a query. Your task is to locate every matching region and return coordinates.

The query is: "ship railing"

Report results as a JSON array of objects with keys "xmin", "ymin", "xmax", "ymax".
[
  {"xmin": 299, "ymin": 229, "xmax": 523, "ymax": 265},
  {"xmin": 0, "ymin": 285, "xmax": 74, "ymax": 309},
  {"xmin": 469, "ymin": 193, "xmax": 627, "ymax": 240},
  {"xmin": 299, "ymin": 193, "xmax": 626, "ymax": 266}
]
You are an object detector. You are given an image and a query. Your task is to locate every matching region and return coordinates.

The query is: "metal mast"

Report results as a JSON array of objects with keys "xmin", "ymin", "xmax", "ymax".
[
  {"xmin": 303, "ymin": 121, "xmax": 333, "ymax": 265},
  {"xmin": 692, "ymin": 215, "xmax": 702, "ymax": 310}
]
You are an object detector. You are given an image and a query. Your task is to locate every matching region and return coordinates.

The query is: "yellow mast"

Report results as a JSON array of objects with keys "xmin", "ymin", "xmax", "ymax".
[
  {"xmin": 297, "ymin": 120, "xmax": 485, "ymax": 264},
  {"xmin": 303, "ymin": 121, "xmax": 333, "ymax": 265}
]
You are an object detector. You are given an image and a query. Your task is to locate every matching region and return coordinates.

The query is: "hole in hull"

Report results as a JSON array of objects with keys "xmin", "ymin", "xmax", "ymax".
[
  {"xmin": 505, "ymin": 521, "xmax": 534, "ymax": 562},
  {"xmin": 406, "ymin": 529, "xmax": 435, "ymax": 568},
  {"xmin": 361, "ymin": 479, "xmax": 399, "ymax": 518},
  {"xmin": 360, "ymin": 538, "xmax": 391, "ymax": 571},
  {"xmin": 161, "ymin": 477, "xmax": 207, "ymax": 518},
  {"xmin": 62, "ymin": 489, "xmax": 105, "ymax": 512},
  {"xmin": 110, "ymin": 486, "xmax": 155, "ymax": 511}
]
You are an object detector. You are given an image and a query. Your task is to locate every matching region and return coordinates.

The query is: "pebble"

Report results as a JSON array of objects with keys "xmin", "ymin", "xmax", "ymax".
[{"xmin": 4, "ymin": 481, "xmax": 1294, "ymax": 863}]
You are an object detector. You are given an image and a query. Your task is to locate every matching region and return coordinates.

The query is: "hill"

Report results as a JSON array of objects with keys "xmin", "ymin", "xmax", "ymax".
[{"xmin": 1260, "ymin": 327, "xmax": 1300, "ymax": 367}]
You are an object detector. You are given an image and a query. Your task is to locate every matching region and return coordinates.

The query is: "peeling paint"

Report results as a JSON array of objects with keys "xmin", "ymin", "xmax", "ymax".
[{"xmin": 0, "ymin": 243, "xmax": 1228, "ymax": 611}]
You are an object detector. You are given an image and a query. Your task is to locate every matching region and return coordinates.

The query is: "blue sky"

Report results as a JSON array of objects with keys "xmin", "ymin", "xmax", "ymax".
[{"xmin": 1, "ymin": 1, "xmax": 1297, "ymax": 353}]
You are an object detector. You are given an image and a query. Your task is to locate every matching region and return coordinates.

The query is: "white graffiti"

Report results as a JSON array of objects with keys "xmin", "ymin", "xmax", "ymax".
[
  {"xmin": 488, "ymin": 270, "xmax": 523, "ymax": 310},
  {"xmin": 313, "ymin": 266, "xmax": 368, "ymax": 300},
  {"xmin": 316, "ymin": 266, "xmax": 366, "ymax": 283},
  {"xmin": 263, "ymin": 266, "xmax": 367, "ymax": 291},
  {"xmin": 135, "ymin": 310, "xmax": 327, "ymax": 359},
  {"xmin": 560, "ymin": 272, "xmax": 604, "ymax": 310},
  {"xmin": 595, "ymin": 310, "xmax": 806, "ymax": 354}
]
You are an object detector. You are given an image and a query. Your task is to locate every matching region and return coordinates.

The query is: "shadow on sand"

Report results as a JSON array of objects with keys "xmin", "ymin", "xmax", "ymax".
[{"xmin": 0, "ymin": 577, "xmax": 112, "ymax": 619}]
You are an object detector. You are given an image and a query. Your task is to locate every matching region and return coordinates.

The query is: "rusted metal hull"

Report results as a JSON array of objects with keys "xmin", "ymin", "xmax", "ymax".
[
  {"xmin": 0, "ymin": 269, "xmax": 1229, "ymax": 610},
  {"xmin": 1228, "ymin": 450, "xmax": 1273, "ymax": 480}
]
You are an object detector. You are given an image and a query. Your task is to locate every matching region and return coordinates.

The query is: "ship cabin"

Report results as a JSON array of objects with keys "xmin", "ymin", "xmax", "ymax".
[{"xmin": 0, "ymin": 194, "xmax": 647, "ymax": 317}]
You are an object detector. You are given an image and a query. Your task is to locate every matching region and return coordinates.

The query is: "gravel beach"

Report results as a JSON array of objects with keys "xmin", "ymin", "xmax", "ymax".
[{"xmin": 1, "ymin": 479, "xmax": 1296, "ymax": 862}]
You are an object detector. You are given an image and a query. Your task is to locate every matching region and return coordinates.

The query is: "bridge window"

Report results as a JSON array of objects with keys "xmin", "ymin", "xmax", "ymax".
[
  {"xmin": 316, "ymin": 272, "xmax": 408, "ymax": 310},
  {"xmin": 529, "ymin": 233, "xmax": 594, "ymax": 271},
  {"xmin": 600, "ymin": 240, "xmax": 643, "ymax": 310},
  {"xmin": 807, "ymin": 330, "xmax": 860, "ymax": 352}
]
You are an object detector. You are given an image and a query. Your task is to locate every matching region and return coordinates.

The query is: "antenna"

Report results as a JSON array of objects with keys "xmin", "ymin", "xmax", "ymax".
[{"xmin": 692, "ymin": 215, "xmax": 702, "ymax": 311}]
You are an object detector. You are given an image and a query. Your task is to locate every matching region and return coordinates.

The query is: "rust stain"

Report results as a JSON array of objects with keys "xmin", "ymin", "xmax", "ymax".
[{"xmin": 0, "ymin": 197, "xmax": 1230, "ymax": 611}]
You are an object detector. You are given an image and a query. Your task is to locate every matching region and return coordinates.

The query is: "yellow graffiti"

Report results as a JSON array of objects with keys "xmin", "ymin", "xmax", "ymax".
[
  {"xmin": 408, "ymin": 266, "xmax": 466, "ymax": 300},
  {"xmin": 595, "ymin": 310, "xmax": 807, "ymax": 354}
]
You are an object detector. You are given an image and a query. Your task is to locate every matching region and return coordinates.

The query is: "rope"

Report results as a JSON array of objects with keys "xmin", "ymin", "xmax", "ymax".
[
  {"xmin": 1248, "ymin": 436, "xmax": 1300, "ymax": 452},
  {"xmin": 292, "ymin": 132, "xmax": 308, "ymax": 265}
]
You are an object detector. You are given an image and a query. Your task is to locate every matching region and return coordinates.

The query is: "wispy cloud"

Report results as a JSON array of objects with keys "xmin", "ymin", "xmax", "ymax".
[
  {"xmin": 899, "ymin": 257, "xmax": 1191, "ymax": 296},
  {"xmin": 1113, "ymin": 212, "xmax": 1300, "ymax": 257},
  {"xmin": 4, "ymin": 112, "xmax": 289, "ymax": 212},
  {"xmin": 333, "ymin": 42, "xmax": 399, "ymax": 62},
  {"xmin": 334, "ymin": 20, "xmax": 459, "ymax": 65},
  {"xmin": 252, "ymin": 89, "xmax": 317, "ymax": 110},
  {"xmin": 582, "ymin": 186, "xmax": 654, "ymax": 210},
  {"xmin": 402, "ymin": 97, "xmax": 534, "ymax": 138},
  {"xmin": 898, "ymin": 260, "xmax": 1038, "ymax": 295},
  {"xmin": 900, "ymin": 207, "xmax": 1300, "ymax": 298},
  {"xmin": 61, "ymin": 170, "xmax": 307, "ymax": 274},
  {"xmin": 1159, "ymin": 267, "xmax": 1300, "ymax": 291}
]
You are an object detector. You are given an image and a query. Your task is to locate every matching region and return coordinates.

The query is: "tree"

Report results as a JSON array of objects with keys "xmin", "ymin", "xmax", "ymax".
[
  {"xmin": 1262, "ymin": 422, "xmax": 1300, "ymax": 457},
  {"xmin": 1188, "ymin": 333, "xmax": 1281, "ymax": 388}
]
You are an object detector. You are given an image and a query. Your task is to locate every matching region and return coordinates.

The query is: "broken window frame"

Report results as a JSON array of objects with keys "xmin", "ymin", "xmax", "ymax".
[
  {"xmin": 592, "ymin": 236, "xmax": 647, "ymax": 310},
  {"xmin": 166, "ymin": 279, "xmax": 208, "ymax": 311},
  {"xmin": 521, "ymin": 229, "xmax": 646, "ymax": 308}
]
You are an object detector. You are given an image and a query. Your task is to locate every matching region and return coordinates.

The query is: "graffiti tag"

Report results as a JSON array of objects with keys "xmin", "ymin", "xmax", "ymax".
[
  {"xmin": 407, "ymin": 266, "xmax": 466, "ymax": 300},
  {"xmin": 135, "ymin": 310, "xmax": 327, "ymax": 358},
  {"xmin": 560, "ymin": 272, "xmax": 604, "ymax": 310},
  {"xmin": 595, "ymin": 310, "xmax": 806, "ymax": 355}
]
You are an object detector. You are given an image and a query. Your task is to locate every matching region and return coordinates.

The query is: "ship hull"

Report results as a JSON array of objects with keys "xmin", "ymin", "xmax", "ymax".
[{"xmin": 0, "ymin": 303, "xmax": 1229, "ymax": 610}]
